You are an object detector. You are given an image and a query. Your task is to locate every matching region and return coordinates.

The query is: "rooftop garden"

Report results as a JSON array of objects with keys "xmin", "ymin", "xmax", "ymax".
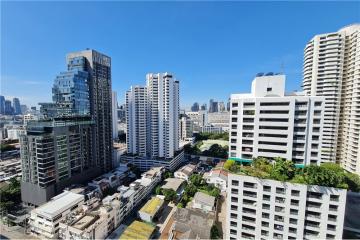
[{"xmin": 224, "ymin": 157, "xmax": 360, "ymax": 192}]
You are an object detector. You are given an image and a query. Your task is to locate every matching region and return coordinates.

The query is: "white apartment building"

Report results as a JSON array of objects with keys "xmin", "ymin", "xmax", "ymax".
[
  {"xmin": 302, "ymin": 24, "xmax": 360, "ymax": 174},
  {"xmin": 125, "ymin": 73, "xmax": 183, "ymax": 170},
  {"xmin": 179, "ymin": 116, "xmax": 194, "ymax": 141},
  {"xmin": 126, "ymin": 86, "xmax": 148, "ymax": 157},
  {"xmin": 229, "ymin": 74, "xmax": 325, "ymax": 166},
  {"xmin": 146, "ymin": 72, "xmax": 179, "ymax": 159},
  {"xmin": 227, "ymin": 173, "xmax": 347, "ymax": 240},
  {"xmin": 112, "ymin": 91, "xmax": 118, "ymax": 139},
  {"xmin": 29, "ymin": 191, "xmax": 85, "ymax": 239}
]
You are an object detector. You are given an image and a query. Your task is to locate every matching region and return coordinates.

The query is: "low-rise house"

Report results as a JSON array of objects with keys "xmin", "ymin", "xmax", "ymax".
[
  {"xmin": 119, "ymin": 221, "xmax": 155, "ymax": 240},
  {"xmin": 168, "ymin": 208, "xmax": 215, "ymax": 240},
  {"xmin": 29, "ymin": 191, "xmax": 85, "ymax": 239},
  {"xmin": 191, "ymin": 192, "xmax": 215, "ymax": 213},
  {"xmin": 59, "ymin": 204, "xmax": 118, "ymax": 240},
  {"xmin": 161, "ymin": 178, "xmax": 185, "ymax": 195},
  {"xmin": 138, "ymin": 196, "xmax": 165, "ymax": 222},
  {"xmin": 203, "ymin": 169, "xmax": 228, "ymax": 191},
  {"xmin": 174, "ymin": 164, "xmax": 196, "ymax": 181}
]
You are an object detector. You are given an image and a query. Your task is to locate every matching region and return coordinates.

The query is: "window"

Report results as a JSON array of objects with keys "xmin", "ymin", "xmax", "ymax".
[
  {"xmin": 267, "ymin": 87, "xmax": 272, "ymax": 92},
  {"xmin": 263, "ymin": 194, "xmax": 270, "ymax": 201},
  {"xmin": 261, "ymin": 230, "xmax": 269, "ymax": 236},
  {"xmin": 231, "ymin": 205, "xmax": 238, "ymax": 211},
  {"xmin": 230, "ymin": 229, "xmax": 237, "ymax": 235},
  {"xmin": 330, "ymin": 195, "xmax": 339, "ymax": 202},
  {"xmin": 231, "ymin": 188, "xmax": 238, "ymax": 194},
  {"xmin": 289, "ymin": 218, "xmax": 297, "ymax": 224},
  {"xmin": 231, "ymin": 197, "xmax": 238, "ymax": 203},
  {"xmin": 290, "ymin": 209, "xmax": 298, "ymax": 215},
  {"xmin": 262, "ymin": 213, "xmax": 270, "ymax": 219},
  {"xmin": 230, "ymin": 221, "xmax": 237, "ymax": 227},
  {"xmin": 232, "ymin": 180, "xmax": 239, "ymax": 186},
  {"xmin": 263, "ymin": 185, "xmax": 271, "ymax": 192},
  {"xmin": 230, "ymin": 213, "xmax": 237, "ymax": 219},
  {"xmin": 262, "ymin": 221, "xmax": 269, "ymax": 227},
  {"xmin": 232, "ymin": 103, "xmax": 238, "ymax": 107}
]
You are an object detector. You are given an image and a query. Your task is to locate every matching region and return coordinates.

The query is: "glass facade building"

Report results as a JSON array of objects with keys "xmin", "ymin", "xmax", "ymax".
[{"xmin": 52, "ymin": 56, "xmax": 90, "ymax": 116}]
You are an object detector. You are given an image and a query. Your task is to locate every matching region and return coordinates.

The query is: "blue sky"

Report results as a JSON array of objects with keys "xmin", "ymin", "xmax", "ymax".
[{"xmin": 1, "ymin": 1, "xmax": 359, "ymax": 109}]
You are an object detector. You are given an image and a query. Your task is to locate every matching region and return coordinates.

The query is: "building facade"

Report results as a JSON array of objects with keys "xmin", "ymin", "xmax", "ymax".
[
  {"xmin": 230, "ymin": 74, "xmax": 325, "ymax": 166},
  {"xmin": 12, "ymin": 97, "xmax": 21, "ymax": 115},
  {"xmin": 302, "ymin": 24, "xmax": 360, "ymax": 174},
  {"xmin": 20, "ymin": 116, "xmax": 99, "ymax": 206},
  {"xmin": 67, "ymin": 49, "xmax": 113, "ymax": 173},
  {"xmin": 125, "ymin": 73, "xmax": 183, "ymax": 170},
  {"xmin": 226, "ymin": 173, "xmax": 346, "ymax": 240}
]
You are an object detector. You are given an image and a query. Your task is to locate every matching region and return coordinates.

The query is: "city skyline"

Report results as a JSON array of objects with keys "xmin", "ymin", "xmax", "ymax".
[{"xmin": 2, "ymin": 1, "xmax": 359, "ymax": 108}]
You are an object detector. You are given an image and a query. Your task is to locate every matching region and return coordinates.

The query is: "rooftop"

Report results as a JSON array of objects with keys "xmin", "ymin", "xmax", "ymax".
[
  {"xmin": 193, "ymin": 192, "xmax": 215, "ymax": 207},
  {"xmin": 171, "ymin": 208, "xmax": 214, "ymax": 240},
  {"xmin": 139, "ymin": 196, "xmax": 164, "ymax": 216},
  {"xmin": 33, "ymin": 191, "xmax": 84, "ymax": 219},
  {"xmin": 176, "ymin": 164, "xmax": 196, "ymax": 176},
  {"xmin": 119, "ymin": 221, "xmax": 155, "ymax": 240},
  {"xmin": 161, "ymin": 178, "xmax": 185, "ymax": 192},
  {"xmin": 72, "ymin": 215, "xmax": 98, "ymax": 230},
  {"xmin": 226, "ymin": 158, "xmax": 360, "ymax": 191}
]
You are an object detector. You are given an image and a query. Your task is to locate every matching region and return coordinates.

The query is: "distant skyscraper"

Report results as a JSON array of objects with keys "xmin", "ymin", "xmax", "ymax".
[
  {"xmin": 191, "ymin": 102, "xmax": 200, "ymax": 112},
  {"xmin": 12, "ymin": 97, "xmax": 21, "ymax": 115},
  {"xmin": 125, "ymin": 73, "xmax": 183, "ymax": 171},
  {"xmin": 20, "ymin": 104, "xmax": 28, "ymax": 114},
  {"xmin": 209, "ymin": 99, "xmax": 218, "ymax": 113},
  {"xmin": 0, "ymin": 96, "xmax": 5, "ymax": 114},
  {"xmin": 218, "ymin": 101, "xmax": 225, "ymax": 112},
  {"xmin": 67, "ymin": 49, "xmax": 113, "ymax": 173},
  {"xmin": 4, "ymin": 100, "xmax": 13, "ymax": 115},
  {"xmin": 117, "ymin": 104, "xmax": 126, "ymax": 122},
  {"xmin": 302, "ymin": 24, "xmax": 360, "ymax": 174},
  {"xmin": 226, "ymin": 98, "xmax": 230, "ymax": 111},
  {"xmin": 200, "ymin": 103, "xmax": 207, "ymax": 111},
  {"xmin": 112, "ymin": 91, "xmax": 118, "ymax": 139}
]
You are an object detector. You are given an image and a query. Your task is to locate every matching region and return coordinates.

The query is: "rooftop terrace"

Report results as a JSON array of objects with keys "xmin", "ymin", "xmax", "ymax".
[{"xmin": 119, "ymin": 221, "xmax": 155, "ymax": 240}]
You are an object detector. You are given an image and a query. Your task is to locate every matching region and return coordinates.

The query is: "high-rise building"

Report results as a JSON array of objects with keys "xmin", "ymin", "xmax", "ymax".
[
  {"xmin": 52, "ymin": 56, "xmax": 90, "ymax": 116},
  {"xmin": 4, "ymin": 100, "xmax": 13, "ymax": 115},
  {"xmin": 126, "ymin": 86, "xmax": 148, "ymax": 157},
  {"xmin": 20, "ymin": 50, "xmax": 112, "ymax": 205},
  {"xmin": 191, "ymin": 102, "xmax": 200, "ymax": 112},
  {"xmin": 179, "ymin": 116, "xmax": 194, "ymax": 141},
  {"xmin": 124, "ymin": 73, "xmax": 183, "ymax": 171},
  {"xmin": 302, "ymin": 24, "xmax": 360, "ymax": 174},
  {"xmin": 146, "ymin": 73, "xmax": 179, "ymax": 159},
  {"xmin": 226, "ymin": 173, "xmax": 346, "ymax": 240},
  {"xmin": 20, "ymin": 104, "xmax": 28, "ymax": 114},
  {"xmin": 12, "ymin": 97, "xmax": 21, "ymax": 115},
  {"xmin": 200, "ymin": 103, "xmax": 207, "ymax": 111},
  {"xmin": 230, "ymin": 74, "xmax": 325, "ymax": 166},
  {"xmin": 227, "ymin": 98, "xmax": 231, "ymax": 111},
  {"xmin": 218, "ymin": 101, "xmax": 226, "ymax": 112},
  {"xmin": 112, "ymin": 91, "xmax": 118, "ymax": 139},
  {"xmin": 0, "ymin": 95, "xmax": 6, "ymax": 114},
  {"xmin": 67, "ymin": 49, "xmax": 113, "ymax": 173},
  {"xmin": 20, "ymin": 116, "xmax": 96, "ymax": 206},
  {"xmin": 209, "ymin": 99, "xmax": 219, "ymax": 113}
]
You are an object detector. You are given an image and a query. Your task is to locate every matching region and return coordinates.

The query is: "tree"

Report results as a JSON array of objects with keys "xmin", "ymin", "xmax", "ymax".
[
  {"xmin": 177, "ymin": 202, "xmax": 184, "ymax": 208},
  {"xmin": 155, "ymin": 186, "xmax": 162, "ymax": 195},
  {"xmin": 0, "ymin": 177, "xmax": 21, "ymax": 212},
  {"xmin": 270, "ymin": 158, "xmax": 296, "ymax": 181},
  {"xmin": 164, "ymin": 171, "xmax": 173, "ymax": 179},
  {"xmin": 163, "ymin": 189, "xmax": 177, "ymax": 202},
  {"xmin": 184, "ymin": 183, "xmax": 197, "ymax": 197},
  {"xmin": 303, "ymin": 164, "xmax": 348, "ymax": 189},
  {"xmin": 210, "ymin": 225, "xmax": 221, "ymax": 239},
  {"xmin": 345, "ymin": 172, "xmax": 360, "ymax": 192},
  {"xmin": 189, "ymin": 174, "xmax": 204, "ymax": 187},
  {"xmin": 224, "ymin": 160, "xmax": 235, "ymax": 171}
]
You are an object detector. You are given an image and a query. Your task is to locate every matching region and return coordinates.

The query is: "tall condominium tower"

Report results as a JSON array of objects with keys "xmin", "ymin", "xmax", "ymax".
[
  {"xmin": 67, "ymin": 49, "xmax": 113, "ymax": 173},
  {"xmin": 230, "ymin": 74, "xmax": 325, "ymax": 166},
  {"xmin": 191, "ymin": 102, "xmax": 200, "ymax": 112},
  {"xmin": 126, "ymin": 86, "xmax": 148, "ymax": 157},
  {"xmin": 0, "ymin": 95, "xmax": 5, "ymax": 114},
  {"xmin": 302, "ymin": 24, "xmax": 360, "ymax": 174},
  {"xmin": 12, "ymin": 97, "xmax": 21, "ymax": 115},
  {"xmin": 4, "ymin": 100, "xmax": 13, "ymax": 115},
  {"xmin": 147, "ymin": 73, "xmax": 179, "ymax": 159},
  {"xmin": 124, "ymin": 73, "xmax": 183, "ymax": 171}
]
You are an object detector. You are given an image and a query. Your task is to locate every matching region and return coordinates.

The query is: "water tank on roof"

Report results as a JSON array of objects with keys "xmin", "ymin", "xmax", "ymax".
[
  {"xmin": 265, "ymin": 72, "xmax": 274, "ymax": 76},
  {"xmin": 256, "ymin": 72, "xmax": 264, "ymax": 77}
]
